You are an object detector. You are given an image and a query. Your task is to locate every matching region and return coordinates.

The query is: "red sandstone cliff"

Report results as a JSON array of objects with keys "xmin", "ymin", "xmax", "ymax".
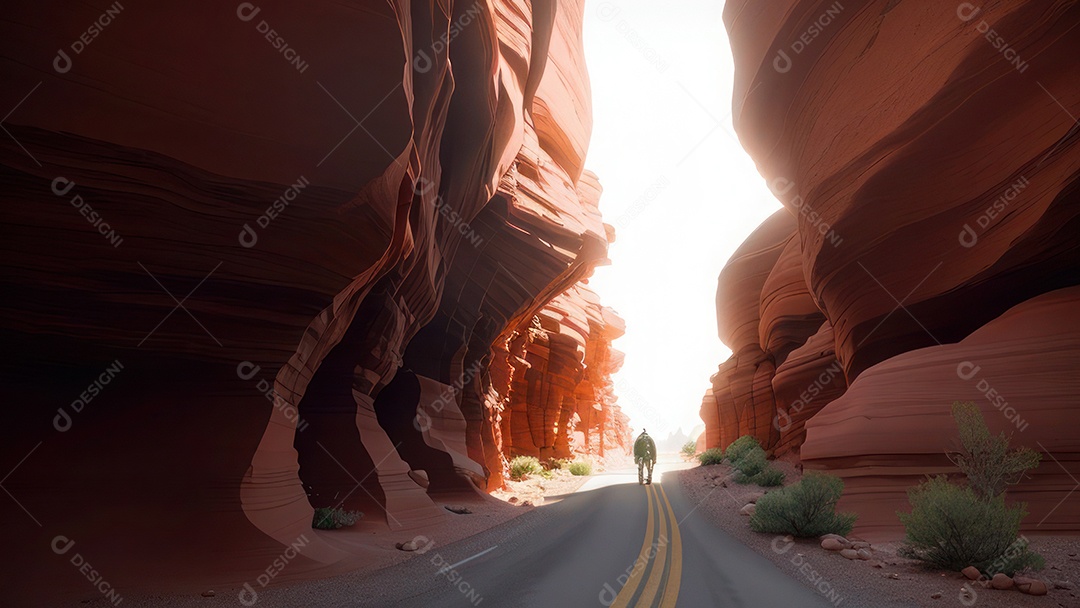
[
  {"xmin": 0, "ymin": 0, "xmax": 625, "ymax": 604},
  {"xmin": 707, "ymin": 0, "xmax": 1080, "ymax": 539}
]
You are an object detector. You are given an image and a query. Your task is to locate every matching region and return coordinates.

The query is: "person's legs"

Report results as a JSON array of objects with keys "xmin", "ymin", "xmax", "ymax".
[
  {"xmin": 637, "ymin": 458, "xmax": 644, "ymax": 484},
  {"xmin": 646, "ymin": 459, "xmax": 654, "ymax": 484}
]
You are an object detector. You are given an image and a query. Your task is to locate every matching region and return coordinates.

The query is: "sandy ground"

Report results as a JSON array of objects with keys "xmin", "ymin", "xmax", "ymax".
[
  {"xmin": 676, "ymin": 461, "xmax": 1080, "ymax": 608},
  {"xmin": 118, "ymin": 460, "xmax": 612, "ymax": 607}
]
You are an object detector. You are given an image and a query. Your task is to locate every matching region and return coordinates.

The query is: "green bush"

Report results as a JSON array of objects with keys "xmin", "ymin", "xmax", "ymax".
[
  {"xmin": 749, "ymin": 473, "xmax": 856, "ymax": 537},
  {"xmin": 509, "ymin": 456, "xmax": 543, "ymax": 480},
  {"xmin": 725, "ymin": 435, "xmax": 761, "ymax": 465},
  {"xmin": 949, "ymin": 401, "xmax": 1041, "ymax": 500},
  {"xmin": 898, "ymin": 475, "xmax": 1043, "ymax": 575},
  {"xmin": 750, "ymin": 468, "xmax": 785, "ymax": 487},
  {"xmin": 568, "ymin": 461, "xmax": 592, "ymax": 476},
  {"xmin": 697, "ymin": 448, "xmax": 725, "ymax": 466},
  {"xmin": 681, "ymin": 440, "xmax": 697, "ymax": 458},
  {"xmin": 733, "ymin": 446, "xmax": 768, "ymax": 478},
  {"xmin": 312, "ymin": 507, "xmax": 363, "ymax": 530}
]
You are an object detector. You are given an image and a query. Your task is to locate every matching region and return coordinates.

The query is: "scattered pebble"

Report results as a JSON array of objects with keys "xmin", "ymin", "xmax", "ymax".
[
  {"xmin": 201, "ymin": 590, "xmax": 215, "ymax": 597},
  {"xmin": 930, "ymin": 591, "xmax": 942, "ymax": 599}
]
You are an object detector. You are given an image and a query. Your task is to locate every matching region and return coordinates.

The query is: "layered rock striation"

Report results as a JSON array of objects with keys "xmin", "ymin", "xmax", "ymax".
[
  {"xmin": 0, "ymin": 0, "xmax": 626, "ymax": 603},
  {"xmin": 708, "ymin": 0, "xmax": 1080, "ymax": 538}
]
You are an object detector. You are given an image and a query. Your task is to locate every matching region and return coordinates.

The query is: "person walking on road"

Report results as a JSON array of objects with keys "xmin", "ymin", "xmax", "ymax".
[{"xmin": 634, "ymin": 429, "xmax": 657, "ymax": 485}]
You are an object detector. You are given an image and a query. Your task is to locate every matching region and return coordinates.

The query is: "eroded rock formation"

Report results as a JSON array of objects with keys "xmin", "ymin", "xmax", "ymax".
[
  {"xmin": 709, "ymin": 0, "xmax": 1080, "ymax": 538},
  {"xmin": 1, "ymin": 0, "xmax": 626, "ymax": 603}
]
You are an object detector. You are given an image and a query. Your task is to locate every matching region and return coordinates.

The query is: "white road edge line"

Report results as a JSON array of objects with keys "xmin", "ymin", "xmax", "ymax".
[{"xmin": 439, "ymin": 545, "xmax": 499, "ymax": 574}]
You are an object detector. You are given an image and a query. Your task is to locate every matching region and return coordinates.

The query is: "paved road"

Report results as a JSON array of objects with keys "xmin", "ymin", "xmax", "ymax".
[{"xmin": 241, "ymin": 456, "xmax": 833, "ymax": 607}]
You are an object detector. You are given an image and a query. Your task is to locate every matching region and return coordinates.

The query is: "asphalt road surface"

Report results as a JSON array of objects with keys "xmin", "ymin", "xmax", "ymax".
[{"xmin": 239, "ymin": 455, "xmax": 833, "ymax": 607}]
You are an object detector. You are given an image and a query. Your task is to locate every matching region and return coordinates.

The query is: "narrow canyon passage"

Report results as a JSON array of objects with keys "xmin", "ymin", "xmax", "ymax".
[{"xmin": 2, "ymin": 0, "xmax": 1079, "ymax": 607}]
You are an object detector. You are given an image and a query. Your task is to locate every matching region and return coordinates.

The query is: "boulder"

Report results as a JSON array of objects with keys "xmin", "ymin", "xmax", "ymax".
[
  {"xmin": 990, "ymin": 573, "xmax": 1013, "ymax": 590},
  {"xmin": 1014, "ymin": 577, "xmax": 1048, "ymax": 596},
  {"xmin": 821, "ymin": 538, "xmax": 846, "ymax": 551}
]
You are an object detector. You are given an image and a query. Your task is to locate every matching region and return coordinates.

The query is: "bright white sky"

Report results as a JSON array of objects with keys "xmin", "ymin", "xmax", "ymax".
[{"xmin": 582, "ymin": 0, "xmax": 782, "ymax": 440}]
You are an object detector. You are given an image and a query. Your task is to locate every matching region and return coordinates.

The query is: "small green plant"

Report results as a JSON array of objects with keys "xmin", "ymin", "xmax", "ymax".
[
  {"xmin": 681, "ymin": 440, "xmax": 697, "ymax": 458},
  {"xmin": 312, "ymin": 507, "xmax": 363, "ymax": 530},
  {"xmin": 725, "ymin": 435, "xmax": 761, "ymax": 465},
  {"xmin": 733, "ymin": 446, "xmax": 768, "ymax": 478},
  {"xmin": 949, "ymin": 401, "xmax": 1041, "ymax": 500},
  {"xmin": 509, "ymin": 456, "xmax": 543, "ymax": 480},
  {"xmin": 898, "ymin": 476, "xmax": 1043, "ymax": 575},
  {"xmin": 697, "ymin": 448, "xmax": 725, "ymax": 466},
  {"xmin": 750, "ymin": 468, "xmax": 785, "ymax": 487},
  {"xmin": 731, "ymin": 445, "xmax": 784, "ymax": 486},
  {"xmin": 749, "ymin": 473, "xmax": 856, "ymax": 537},
  {"xmin": 568, "ymin": 461, "xmax": 592, "ymax": 476}
]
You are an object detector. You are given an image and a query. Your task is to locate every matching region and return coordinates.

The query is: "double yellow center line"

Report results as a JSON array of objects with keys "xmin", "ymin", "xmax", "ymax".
[{"xmin": 611, "ymin": 483, "xmax": 683, "ymax": 607}]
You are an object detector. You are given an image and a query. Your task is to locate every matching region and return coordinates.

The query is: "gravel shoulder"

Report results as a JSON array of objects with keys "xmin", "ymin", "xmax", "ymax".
[
  {"xmin": 116, "ymin": 467, "xmax": 597, "ymax": 607},
  {"xmin": 676, "ymin": 462, "xmax": 1080, "ymax": 608}
]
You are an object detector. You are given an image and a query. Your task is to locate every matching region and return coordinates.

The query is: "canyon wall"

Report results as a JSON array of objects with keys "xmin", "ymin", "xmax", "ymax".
[
  {"xmin": 0, "ymin": 0, "xmax": 626, "ymax": 604},
  {"xmin": 708, "ymin": 0, "xmax": 1080, "ymax": 538}
]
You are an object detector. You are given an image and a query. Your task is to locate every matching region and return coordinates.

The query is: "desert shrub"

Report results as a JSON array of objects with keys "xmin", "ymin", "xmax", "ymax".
[
  {"xmin": 509, "ymin": 456, "xmax": 543, "ymax": 480},
  {"xmin": 312, "ymin": 507, "xmax": 363, "ymax": 530},
  {"xmin": 697, "ymin": 448, "xmax": 725, "ymax": 466},
  {"xmin": 681, "ymin": 440, "xmax": 697, "ymax": 458},
  {"xmin": 568, "ymin": 461, "xmax": 592, "ymax": 476},
  {"xmin": 749, "ymin": 473, "xmax": 856, "ymax": 537},
  {"xmin": 949, "ymin": 401, "xmax": 1041, "ymax": 500},
  {"xmin": 898, "ymin": 475, "xmax": 1043, "ymax": 575},
  {"xmin": 725, "ymin": 435, "xmax": 761, "ymax": 465},
  {"xmin": 733, "ymin": 446, "xmax": 768, "ymax": 477},
  {"xmin": 750, "ymin": 468, "xmax": 786, "ymax": 487}
]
